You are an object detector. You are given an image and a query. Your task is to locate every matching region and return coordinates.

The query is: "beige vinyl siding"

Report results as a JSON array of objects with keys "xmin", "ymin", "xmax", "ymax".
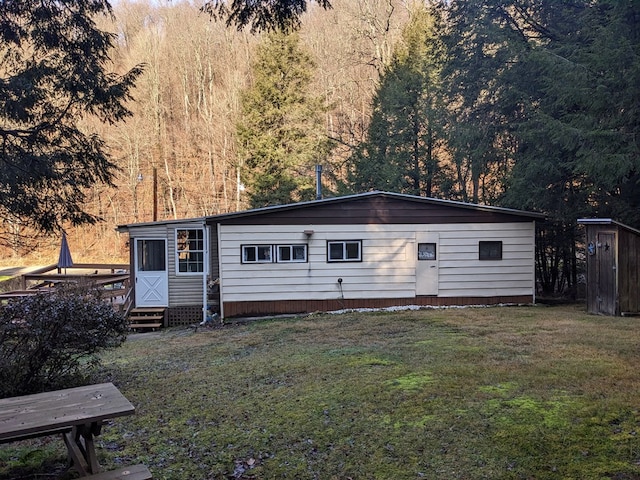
[
  {"xmin": 129, "ymin": 221, "xmax": 205, "ymax": 307},
  {"xmin": 219, "ymin": 225, "xmax": 415, "ymax": 302},
  {"xmin": 218, "ymin": 222, "xmax": 535, "ymax": 303},
  {"xmin": 168, "ymin": 222, "xmax": 207, "ymax": 307},
  {"xmin": 437, "ymin": 223, "xmax": 534, "ymax": 297},
  {"xmin": 126, "ymin": 225, "xmax": 167, "ymax": 238}
]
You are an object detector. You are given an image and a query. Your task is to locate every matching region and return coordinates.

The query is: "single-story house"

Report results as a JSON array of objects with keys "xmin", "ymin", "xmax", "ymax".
[
  {"xmin": 578, "ymin": 218, "xmax": 640, "ymax": 316},
  {"xmin": 116, "ymin": 191, "xmax": 544, "ymax": 325}
]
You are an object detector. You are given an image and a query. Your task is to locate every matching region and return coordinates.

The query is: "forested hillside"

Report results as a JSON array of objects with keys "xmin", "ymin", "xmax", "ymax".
[
  {"xmin": 1, "ymin": 0, "xmax": 408, "ymax": 262},
  {"xmin": 2, "ymin": 0, "xmax": 638, "ymax": 295}
]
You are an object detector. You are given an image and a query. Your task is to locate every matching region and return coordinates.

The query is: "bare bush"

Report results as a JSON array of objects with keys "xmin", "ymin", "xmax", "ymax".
[{"xmin": 0, "ymin": 286, "xmax": 128, "ymax": 398}]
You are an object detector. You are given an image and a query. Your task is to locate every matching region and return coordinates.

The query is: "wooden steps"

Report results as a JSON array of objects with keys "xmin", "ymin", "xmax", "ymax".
[{"xmin": 128, "ymin": 307, "xmax": 166, "ymax": 330}]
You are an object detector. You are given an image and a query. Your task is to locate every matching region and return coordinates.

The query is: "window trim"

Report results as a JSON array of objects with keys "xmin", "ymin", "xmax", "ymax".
[
  {"xmin": 479, "ymin": 241, "xmax": 503, "ymax": 261},
  {"xmin": 327, "ymin": 240, "xmax": 362, "ymax": 263},
  {"xmin": 175, "ymin": 228, "xmax": 204, "ymax": 274},
  {"xmin": 241, "ymin": 244, "xmax": 273, "ymax": 264}
]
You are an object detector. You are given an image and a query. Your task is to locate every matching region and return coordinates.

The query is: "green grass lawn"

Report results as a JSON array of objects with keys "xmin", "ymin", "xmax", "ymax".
[{"xmin": 2, "ymin": 305, "xmax": 639, "ymax": 479}]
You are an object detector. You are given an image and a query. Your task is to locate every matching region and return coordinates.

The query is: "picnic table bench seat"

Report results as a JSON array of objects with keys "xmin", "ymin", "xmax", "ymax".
[{"xmin": 83, "ymin": 464, "xmax": 152, "ymax": 480}]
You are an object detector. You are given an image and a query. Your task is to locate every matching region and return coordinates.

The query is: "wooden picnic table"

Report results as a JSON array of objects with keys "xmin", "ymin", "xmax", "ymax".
[{"xmin": 0, "ymin": 383, "xmax": 135, "ymax": 477}]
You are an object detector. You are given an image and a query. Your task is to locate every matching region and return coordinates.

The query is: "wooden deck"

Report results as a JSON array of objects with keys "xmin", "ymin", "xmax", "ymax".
[
  {"xmin": 0, "ymin": 263, "xmax": 167, "ymax": 331},
  {"xmin": 0, "ymin": 263, "xmax": 130, "ymax": 304}
]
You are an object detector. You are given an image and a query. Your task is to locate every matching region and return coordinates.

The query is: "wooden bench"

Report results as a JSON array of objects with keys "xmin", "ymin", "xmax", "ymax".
[{"xmin": 84, "ymin": 464, "xmax": 152, "ymax": 480}]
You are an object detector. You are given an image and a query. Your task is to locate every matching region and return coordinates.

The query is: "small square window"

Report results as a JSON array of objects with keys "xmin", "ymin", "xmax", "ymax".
[
  {"xmin": 293, "ymin": 245, "xmax": 306, "ymax": 260},
  {"xmin": 279, "ymin": 246, "xmax": 291, "ymax": 261},
  {"xmin": 329, "ymin": 242, "xmax": 343, "ymax": 261},
  {"xmin": 479, "ymin": 241, "xmax": 502, "ymax": 260},
  {"xmin": 327, "ymin": 240, "xmax": 362, "ymax": 262},
  {"xmin": 418, "ymin": 243, "xmax": 437, "ymax": 260}
]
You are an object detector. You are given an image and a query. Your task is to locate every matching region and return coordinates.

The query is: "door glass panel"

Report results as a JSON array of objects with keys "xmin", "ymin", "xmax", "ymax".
[
  {"xmin": 137, "ymin": 239, "xmax": 166, "ymax": 271},
  {"xmin": 418, "ymin": 243, "xmax": 436, "ymax": 260}
]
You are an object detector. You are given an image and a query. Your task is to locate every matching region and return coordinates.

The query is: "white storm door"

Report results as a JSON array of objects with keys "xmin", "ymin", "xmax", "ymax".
[
  {"xmin": 134, "ymin": 238, "xmax": 169, "ymax": 307},
  {"xmin": 416, "ymin": 233, "xmax": 439, "ymax": 296}
]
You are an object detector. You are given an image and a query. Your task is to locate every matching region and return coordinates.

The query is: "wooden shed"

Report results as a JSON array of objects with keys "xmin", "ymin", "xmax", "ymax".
[
  {"xmin": 578, "ymin": 218, "xmax": 640, "ymax": 316},
  {"xmin": 118, "ymin": 192, "xmax": 544, "ymax": 325}
]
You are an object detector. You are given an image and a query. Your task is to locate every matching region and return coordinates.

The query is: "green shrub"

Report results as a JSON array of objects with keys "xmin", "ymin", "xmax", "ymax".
[{"xmin": 0, "ymin": 286, "xmax": 128, "ymax": 398}]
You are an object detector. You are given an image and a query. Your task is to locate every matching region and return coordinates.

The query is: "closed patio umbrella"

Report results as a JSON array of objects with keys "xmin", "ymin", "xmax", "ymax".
[{"xmin": 57, "ymin": 232, "xmax": 73, "ymax": 274}]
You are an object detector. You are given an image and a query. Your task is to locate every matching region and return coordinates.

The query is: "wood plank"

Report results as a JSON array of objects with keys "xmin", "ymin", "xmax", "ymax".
[
  {"xmin": 128, "ymin": 315, "xmax": 164, "ymax": 321},
  {"xmin": 70, "ymin": 263, "xmax": 130, "ymax": 271},
  {"xmin": 93, "ymin": 275, "xmax": 130, "ymax": 286},
  {"xmin": 24, "ymin": 273, "xmax": 129, "ymax": 282},
  {"xmin": 0, "ymin": 290, "xmax": 42, "ymax": 298},
  {"xmin": 84, "ymin": 464, "xmax": 152, "ymax": 480},
  {"xmin": 129, "ymin": 323, "xmax": 163, "ymax": 329},
  {"xmin": 0, "ymin": 383, "xmax": 134, "ymax": 442},
  {"xmin": 63, "ymin": 430, "xmax": 91, "ymax": 476}
]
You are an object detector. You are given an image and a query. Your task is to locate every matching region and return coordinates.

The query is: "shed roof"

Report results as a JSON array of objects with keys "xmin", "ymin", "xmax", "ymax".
[{"xmin": 577, "ymin": 218, "xmax": 640, "ymax": 236}]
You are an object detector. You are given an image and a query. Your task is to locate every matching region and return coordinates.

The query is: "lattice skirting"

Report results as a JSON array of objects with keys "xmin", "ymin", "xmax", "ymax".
[{"xmin": 167, "ymin": 305, "xmax": 203, "ymax": 327}]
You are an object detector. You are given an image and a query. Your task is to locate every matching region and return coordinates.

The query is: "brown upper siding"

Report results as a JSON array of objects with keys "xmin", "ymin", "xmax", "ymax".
[{"xmin": 214, "ymin": 194, "xmax": 541, "ymax": 226}]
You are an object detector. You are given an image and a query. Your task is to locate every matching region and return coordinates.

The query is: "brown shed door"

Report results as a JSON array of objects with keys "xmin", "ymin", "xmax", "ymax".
[{"xmin": 596, "ymin": 232, "xmax": 616, "ymax": 315}]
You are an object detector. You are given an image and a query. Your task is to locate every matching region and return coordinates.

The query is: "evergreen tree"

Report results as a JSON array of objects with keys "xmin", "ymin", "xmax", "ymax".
[
  {"xmin": 0, "ymin": 0, "xmax": 142, "ymax": 247},
  {"xmin": 442, "ymin": 0, "xmax": 640, "ymax": 294},
  {"xmin": 202, "ymin": 0, "xmax": 331, "ymax": 32},
  {"xmin": 237, "ymin": 31, "xmax": 330, "ymax": 208},
  {"xmin": 501, "ymin": 0, "xmax": 640, "ymax": 293},
  {"xmin": 348, "ymin": 5, "xmax": 446, "ymax": 197},
  {"xmin": 441, "ymin": 1, "xmax": 524, "ymax": 204}
]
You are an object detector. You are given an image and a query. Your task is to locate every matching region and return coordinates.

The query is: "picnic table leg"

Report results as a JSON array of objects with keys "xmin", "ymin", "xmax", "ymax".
[
  {"xmin": 63, "ymin": 423, "xmax": 102, "ymax": 476},
  {"xmin": 64, "ymin": 429, "xmax": 90, "ymax": 476},
  {"xmin": 83, "ymin": 427, "xmax": 101, "ymax": 474}
]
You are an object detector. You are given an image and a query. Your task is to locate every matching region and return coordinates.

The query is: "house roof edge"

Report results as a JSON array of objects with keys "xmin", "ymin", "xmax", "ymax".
[
  {"xmin": 207, "ymin": 191, "xmax": 545, "ymax": 223},
  {"xmin": 116, "ymin": 191, "xmax": 545, "ymax": 231}
]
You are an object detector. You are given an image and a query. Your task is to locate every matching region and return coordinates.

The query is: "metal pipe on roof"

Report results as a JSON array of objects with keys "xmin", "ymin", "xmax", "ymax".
[{"xmin": 316, "ymin": 165, "xmax": 323, "ymax": 200}]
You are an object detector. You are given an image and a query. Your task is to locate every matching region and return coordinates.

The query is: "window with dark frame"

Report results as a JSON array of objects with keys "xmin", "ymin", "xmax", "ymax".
[
  {"xmin": 277, "ymin": 244, "xmax": 308, "ymax": 262},
  {"xmin": 176, "ymin": 229, "xmax": 204, "ymax": 273},
  {"xmin": 327, "ymin": 240, "xmax": 362, "ymax": 262},
  {"xmin": 241, "ymin": 244, "xmax": 308, "ymax": 263},
  {"xmin": 242, "ymin": 245, "xmax": 273, "ymax": 263},
  {"xmin": 479, "ymin": 241, "xmax": 503, "ymax": 260}
]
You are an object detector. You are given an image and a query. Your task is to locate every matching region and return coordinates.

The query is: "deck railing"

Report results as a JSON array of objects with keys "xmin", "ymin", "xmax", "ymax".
[{"xmin": 1, "ymin": 264, "xmax": 132, "ymax": 309}]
